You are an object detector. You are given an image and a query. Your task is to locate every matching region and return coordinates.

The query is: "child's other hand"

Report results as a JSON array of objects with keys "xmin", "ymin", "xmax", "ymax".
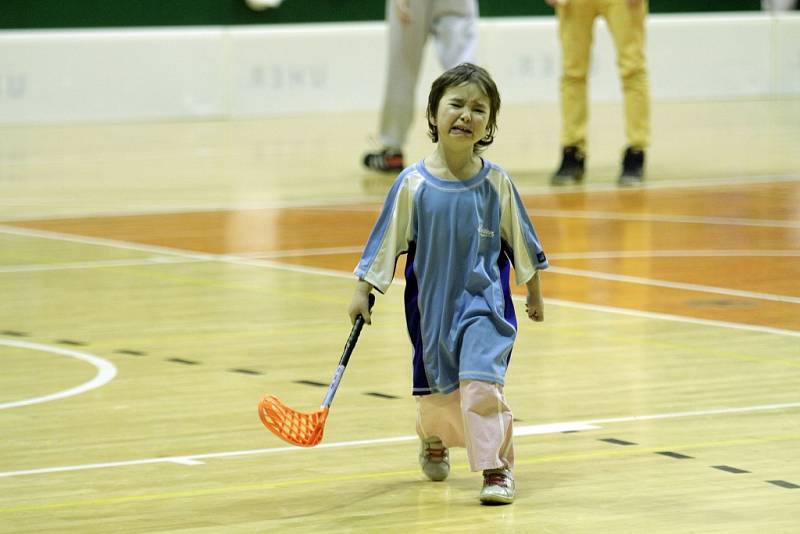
[
  {"xmin": 525, "ymin": 271, "xmax": 544, "ymax": 322},
  {"xmin": 525, "ymin": 294, "xmax": 544, "ymax": 322}
]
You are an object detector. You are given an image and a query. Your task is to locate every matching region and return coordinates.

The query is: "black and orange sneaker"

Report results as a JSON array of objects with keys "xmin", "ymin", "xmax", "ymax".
[{"xmin": 362, "ymin": 148, "xmax": 404, "ymax": 172}]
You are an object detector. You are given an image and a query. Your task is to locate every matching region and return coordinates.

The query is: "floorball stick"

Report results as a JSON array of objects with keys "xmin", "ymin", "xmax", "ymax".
[{"xmin": 258, "ymin": 293, "xmax": 374, "ymax": 447}]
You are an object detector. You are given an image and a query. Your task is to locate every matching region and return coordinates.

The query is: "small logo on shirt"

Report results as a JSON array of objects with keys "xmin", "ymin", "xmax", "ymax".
[{"xmin": 478, "ymin": 225, "xmax": 495, "ymax": 238}]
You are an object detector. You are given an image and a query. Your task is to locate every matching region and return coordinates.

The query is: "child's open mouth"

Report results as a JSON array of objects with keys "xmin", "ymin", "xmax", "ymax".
[{"xmin": 450, "ymin": 125, "xmax": 472, "ymax": 135}]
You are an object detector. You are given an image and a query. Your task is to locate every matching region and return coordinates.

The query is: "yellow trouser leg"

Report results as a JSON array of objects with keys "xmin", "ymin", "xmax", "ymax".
[
  {"xmin": 557, "ymin": 0, "xmax": 599, "ymax": 153},
  {"xmin": 558, "ymin": 0, "xmax": 650, "ymax": 152},
  {"xmin": 602, "ymin": 0, "xmax": 650, "ymax": 149}
]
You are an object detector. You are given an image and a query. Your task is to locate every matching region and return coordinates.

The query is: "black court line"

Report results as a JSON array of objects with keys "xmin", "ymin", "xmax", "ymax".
[
  {"xmin": 1, "ymin": 330, "xmax": 29, "ymax": 337},
  {"xmin": 230, "ymin": 368, "xmax": 262, "ymax": 375},
  {"xmin": 767, "ymin": 480, "xmax": 800, "ymax": 489},
  {"xmin": 295, "ymin": 380, "xmax": 328, "ymax": 387},
  {"xmin": 7, "ymin": 330, "xmax": 290, "ymax": 378},
  {"xmin": 599, "ymin": 438, "xmax": 638, "ymax": 446},
  {"xmin": 656, "ymin": 451, "xmax": 694, "ymax": 459},
  {"xmin": 115, "ymin": 349, "xmax": 147, "ymax": 356},
  {"xmin": 364, "ymin": 392, "xmax": 399, "ymax": 399},
  {"xmin": 712, "ymin": 465, "xmax": 750, "ymax": 474},
  {"xmin": 166, "ymin": 357, "xmax": 200, "ymax": 365},
  {"xmin": 56, "ymin": 339, "xmax": 88, "ymax": 346}
]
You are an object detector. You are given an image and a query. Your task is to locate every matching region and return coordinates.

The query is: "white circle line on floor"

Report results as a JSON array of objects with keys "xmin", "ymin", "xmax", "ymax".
[{"xmin": 0, "ymin": 338, "xmax": 117, "ymax": 410}]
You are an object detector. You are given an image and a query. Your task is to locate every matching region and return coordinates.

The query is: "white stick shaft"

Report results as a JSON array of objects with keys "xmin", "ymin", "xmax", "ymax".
[{"xmin": 321, "ymin": 365, "xmax": 346, "ymax": 408}]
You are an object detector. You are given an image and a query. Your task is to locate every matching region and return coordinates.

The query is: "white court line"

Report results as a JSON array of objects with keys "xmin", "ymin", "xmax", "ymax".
[
  {"xmin": 0, "ymin": 256, "xmax": 196, "ymax": 274},
  {"xmin": 237, "ymin": 246, "xmax": 365, "ymax": 259},
  {"xmin": 2, "ymin": 403, "xmax": 799, "ymax": 478},
  {"xmin": 0, "ymin": 224, "xmax": 214, "ymax": 260},
  {"xmin": 0, "ymin": 339, "xmax": 117, "ymax": 410},
  {"xmin": 547, "ymin": 266, "xmax": 800, "ymax": 304},
  {"xmin": 533, "ymin": 209, "xmax": 800, "ymax": 229},
  {"xmin": 514, "ymin": 422, "xmax": 600, "ymax": 436},
  {"xmin": 546, "ymin": 297, "xmax": 800, "ymax": 338},
  {"xmin": 517, "ymin": 173, "xmax": 800, "ymax": 196},
  {"xmin": 583, "ymin": 402, "xmax": 800, "ymax": 425},
  {"xmin": 171, "ymin": 458, "xmax": 206, "ymax": 466},
  {"xmin": 548, "ymin": 249, "xmax": 800, "ymax": 260},
  {"xmin": 0, "ymin": 437, "xmax": 414, "ymax": 478}
]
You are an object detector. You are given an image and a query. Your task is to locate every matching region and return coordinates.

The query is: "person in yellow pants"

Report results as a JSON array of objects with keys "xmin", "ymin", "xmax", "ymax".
[{"xmin": 546, "ymin": 0, "xmax": 650, "ymax": 186}]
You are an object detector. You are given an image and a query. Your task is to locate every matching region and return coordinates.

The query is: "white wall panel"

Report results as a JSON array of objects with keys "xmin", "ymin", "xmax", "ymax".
[
  {"xmin": 0, "ymin": 29, "xmax": 227, "ymax": 123},
  {"xmin": 228, "ymin": 24, "xmax": 385, "ymax": 116},
  {"xmin": 773, "ymin": 16, "xmax": 800, "ymax": 95},
  {"xmin": 648, "ymin": 15, "xmax": 772, "ymax": 99},
  {"xmin": 0, "ymin": 13, "xmax": 798, "ymax": 124}
]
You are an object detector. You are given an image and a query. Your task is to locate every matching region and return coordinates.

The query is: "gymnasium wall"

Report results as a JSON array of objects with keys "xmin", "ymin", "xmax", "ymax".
[
  {"xmin": 0, "ymin": 1, "xmax": 769, "ymax": 30},
  {"xmin": 1, "ymin": 12, "xmax": 799, "ymax": 124}
]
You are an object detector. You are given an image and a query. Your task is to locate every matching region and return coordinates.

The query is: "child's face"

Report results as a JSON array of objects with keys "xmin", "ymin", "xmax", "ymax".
[{"xmin": 432, "ymin": 82, "xmax": 491, "ymax": 151}]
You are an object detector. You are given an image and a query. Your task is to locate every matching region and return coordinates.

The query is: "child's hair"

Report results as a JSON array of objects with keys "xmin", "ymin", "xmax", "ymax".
[{"xmin": 426, "ymin": 63, "xmax": 501, "ymax": 153}]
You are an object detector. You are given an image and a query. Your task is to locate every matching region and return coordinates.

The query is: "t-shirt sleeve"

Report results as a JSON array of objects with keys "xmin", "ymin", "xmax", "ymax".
[
  {"xmin": 499, "ymin": 174, "xmax": 549, "ymax": 285},
  {"xmin": 354, "ymin": 175, "xmax": 415, "ymax": 293}
]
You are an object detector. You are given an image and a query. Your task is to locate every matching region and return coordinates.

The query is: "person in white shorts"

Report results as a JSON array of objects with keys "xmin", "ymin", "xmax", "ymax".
[{"xmin": 762, "ymin": 0, "xmax": 797, "ymax": 10}]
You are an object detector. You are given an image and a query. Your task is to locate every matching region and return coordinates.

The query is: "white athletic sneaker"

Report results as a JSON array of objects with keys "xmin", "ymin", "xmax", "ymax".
[
  {"xmin": 419, "ymin": 436, "xmax": 450, "ymax": 481},
  {"xmin": 479, "ymin": 468, "xmax": 515, "ymax": 504}
]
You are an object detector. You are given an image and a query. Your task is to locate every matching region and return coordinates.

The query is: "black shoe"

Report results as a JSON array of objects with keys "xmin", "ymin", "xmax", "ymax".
[
  {"xmin": 362, "ymin": 148, "xmax": 404, "ymax": 172},
  {"xmin": 618, "ymin": 146, "xmax": 645, "ymax": 186},
  {"xmin": 551, "ymin": 146, "xmax": 585, "ymax": 185}
]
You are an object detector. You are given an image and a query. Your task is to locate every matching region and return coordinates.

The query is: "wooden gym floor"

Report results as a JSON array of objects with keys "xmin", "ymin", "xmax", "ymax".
[{"xmin": 0, "ymin": 98, "xmax": 798, "ymax": 533}]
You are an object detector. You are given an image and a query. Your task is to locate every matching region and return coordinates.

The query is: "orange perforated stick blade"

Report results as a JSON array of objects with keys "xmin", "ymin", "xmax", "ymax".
[{"xmin": 258, "ymin": 394, "xmax": 330, "ymax": 447}]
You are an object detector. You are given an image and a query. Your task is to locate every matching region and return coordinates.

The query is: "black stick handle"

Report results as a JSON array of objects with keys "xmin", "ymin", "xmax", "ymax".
[
  {"xmin": 339, "ymin": 293, "xmax": 375, "ymax": 367},
  {"xmin": 321, "ymin": 293, "xmax": 375, "ymax": 408}
]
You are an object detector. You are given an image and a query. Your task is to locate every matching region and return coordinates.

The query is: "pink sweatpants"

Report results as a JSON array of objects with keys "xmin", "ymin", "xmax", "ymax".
[{"xmin": 415, "ymin": 380, "xmax": 514, "ymax": 472}]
